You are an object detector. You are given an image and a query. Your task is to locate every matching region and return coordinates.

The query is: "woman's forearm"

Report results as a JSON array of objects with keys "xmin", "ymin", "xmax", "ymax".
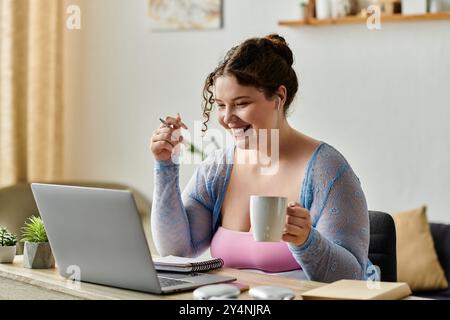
[
  {"xmin": 151, "ymin": 160, "xmax": 195, "ymax": 257},
  {"xmin": 151, "ymin": 160, "xmax": 213, "ymax": 258},
  {"xmin": 288, "ymin": 228, "xmax": 366, "ymax": 282}
]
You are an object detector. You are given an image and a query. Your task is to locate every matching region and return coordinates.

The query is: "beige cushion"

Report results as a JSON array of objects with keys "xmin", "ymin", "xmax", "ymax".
[{"xmin": 393, "ymin": 205, "xmax": 448, "ymax": 292}]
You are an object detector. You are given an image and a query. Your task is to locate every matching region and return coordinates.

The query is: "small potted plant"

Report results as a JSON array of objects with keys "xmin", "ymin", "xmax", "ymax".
[
  {"xmin": 21, "ymin": 216, "xmax": 55, "ymax": 269},
  {"xmin": 299, "ymin": 0, "xmax": 309, "ymax": 20},
  {"xmin": 0, "ymin": 226, "xmax": 17, "ymax": 263}
]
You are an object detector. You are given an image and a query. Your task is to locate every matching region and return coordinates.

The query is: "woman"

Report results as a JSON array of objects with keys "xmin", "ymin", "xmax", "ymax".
[{"xmin": 150, "ymin": 34, "xmax": 375, "ymax": 283}]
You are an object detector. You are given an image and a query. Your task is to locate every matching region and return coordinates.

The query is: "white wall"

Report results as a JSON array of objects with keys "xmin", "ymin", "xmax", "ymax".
[{"xmin": 64, "ymin": 0, "xmax": 450, "ymax": 223}]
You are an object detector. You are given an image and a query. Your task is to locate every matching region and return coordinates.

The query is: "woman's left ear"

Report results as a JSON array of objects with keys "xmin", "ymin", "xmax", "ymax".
[
  {"xmin": 275, "ymin": 96, "xmax": 282, "ymax": 110},
  {"xmin": 275, "ymin": 85, "xmax": 287, "ymax": 110}
]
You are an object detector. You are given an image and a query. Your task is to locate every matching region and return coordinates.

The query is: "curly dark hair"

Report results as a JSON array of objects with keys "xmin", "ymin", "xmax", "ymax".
[{"xmin": 201, "ymin": 34, "xmax": 299, "ymax": 133}]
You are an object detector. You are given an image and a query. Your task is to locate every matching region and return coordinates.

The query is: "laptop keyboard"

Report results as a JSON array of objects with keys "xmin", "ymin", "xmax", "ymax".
[{"xmin": 158, "ymin": 276, "xmax": 192, "ymax": 288}]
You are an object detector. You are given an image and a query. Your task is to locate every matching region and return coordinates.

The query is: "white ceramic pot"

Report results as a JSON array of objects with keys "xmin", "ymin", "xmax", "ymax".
[
  {"xmin": 316, "ymin": 0, "xmax": 331, "ymax": 19},
  {"xmin": 429, "ymin": 0, "xmax": 442, "ymax": 13},
  {"xmin": 331, "ymin": 0, "xmax": 348, "ymax": 18},
  {"xmin": 401, "ymin": 0, "xmax": 427, "ymax": 15},
  {"xmin": 0, "ymin": 245, "xmax": 16, "ymax": 263}
]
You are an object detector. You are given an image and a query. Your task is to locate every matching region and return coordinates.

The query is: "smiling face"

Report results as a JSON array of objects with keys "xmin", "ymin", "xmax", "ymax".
[{"xmin": 214, "ymin": 75, "xmax": 281, "ymax": 150}]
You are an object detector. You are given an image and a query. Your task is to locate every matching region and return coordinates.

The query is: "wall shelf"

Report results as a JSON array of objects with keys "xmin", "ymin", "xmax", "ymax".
[{"xmin": 279, "ymin": 12, "xmax": 450, "ymax": 27}]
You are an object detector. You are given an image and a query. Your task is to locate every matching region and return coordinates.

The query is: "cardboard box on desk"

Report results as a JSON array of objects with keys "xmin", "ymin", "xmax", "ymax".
[{"xmin": 301, "ymin": 280, "xmax": 412, "ymax": 300}]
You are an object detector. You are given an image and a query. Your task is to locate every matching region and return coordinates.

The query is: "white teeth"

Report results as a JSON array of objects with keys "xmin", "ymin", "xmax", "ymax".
[
  {"xmin": 230, "ymin": 125, "xmax": 251, "ymax": 138},
  {"xmin": 231, "ymin": 128, "xmax": 245, "ymax": 136}
]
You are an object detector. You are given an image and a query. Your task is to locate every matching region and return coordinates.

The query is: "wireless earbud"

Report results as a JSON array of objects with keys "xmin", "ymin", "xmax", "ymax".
[{"xmin": 275, "ymin": 97, "xmax": 281, "ymax": 111}]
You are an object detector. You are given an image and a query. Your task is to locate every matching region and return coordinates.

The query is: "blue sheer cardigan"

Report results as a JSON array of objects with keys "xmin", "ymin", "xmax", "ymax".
[{"xmin": 151, "ymin": 142, "xmax": 379, "ymax": 282}]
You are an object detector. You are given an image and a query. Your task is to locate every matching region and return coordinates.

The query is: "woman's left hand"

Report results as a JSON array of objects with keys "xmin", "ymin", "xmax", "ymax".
[{"xmin": 282, "ymin": 202, "xmax": 312, "ymax": 246}]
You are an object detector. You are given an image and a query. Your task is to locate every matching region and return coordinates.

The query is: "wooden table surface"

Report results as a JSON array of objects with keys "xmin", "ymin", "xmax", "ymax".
[{"xmin": 0, "ymin": 255, "xmax": 326, "ymax": 300}]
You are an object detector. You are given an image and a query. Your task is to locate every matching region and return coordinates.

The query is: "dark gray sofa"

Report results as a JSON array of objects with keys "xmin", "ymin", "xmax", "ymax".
[{"xmin": 414, "ymin": 223, "xmax": 450, "ymax": 300}]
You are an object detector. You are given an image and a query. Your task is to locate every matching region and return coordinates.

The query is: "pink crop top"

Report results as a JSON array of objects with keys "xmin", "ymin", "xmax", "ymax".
[{"xmin": 210, "ymin": 226, "xmax": 302, "ymax": 273}]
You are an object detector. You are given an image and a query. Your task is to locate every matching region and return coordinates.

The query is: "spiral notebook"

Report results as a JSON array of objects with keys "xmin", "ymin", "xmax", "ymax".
[{"xmin": 152, "ymin": 255, "xmax": 224, "ymax": 273}]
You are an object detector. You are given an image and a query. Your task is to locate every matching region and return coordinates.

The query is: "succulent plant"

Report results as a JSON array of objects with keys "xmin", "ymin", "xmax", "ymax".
[
  {"xmin": 188, "ymin": 142, "xmax": 205, "ymax": 159},
  {"xmin": 299, "ymin": 0, "xmax": 309, "ymax": 6},
  {"xmin": 188, "ymin": 136, "xmax": 220, "ymax": 161},
  {"xmin": 0, "ymin": 226, "xmax": 17, "ymax": 247},
  {"xmin": 21, "ymin": 216, "xmax": 48, "ymax": 243}
]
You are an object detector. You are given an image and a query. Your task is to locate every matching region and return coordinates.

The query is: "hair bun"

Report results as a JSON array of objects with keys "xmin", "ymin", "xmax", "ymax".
[{"xmin": 264, "ymin": 34, "xmax": 294, "ymax": 66}]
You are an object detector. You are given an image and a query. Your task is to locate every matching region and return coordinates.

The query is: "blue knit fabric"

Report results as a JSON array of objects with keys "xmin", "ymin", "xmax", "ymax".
[{"xmin": 151, "ymin": 142, "xmax": 378, "ymax": 282}]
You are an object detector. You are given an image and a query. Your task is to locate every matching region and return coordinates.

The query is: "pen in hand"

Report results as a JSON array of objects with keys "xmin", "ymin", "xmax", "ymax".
[
  {"xmin": 159, "ymin": 113, "xmax": 188, "ymax": 129},
  {"xmin": 159, "ymin": 117, "xmax": 189, "ymax": 130},
  {"xmin": 159, "ymin": 117, "xmax": 189, "ymax": 147},
  {"xmin": 158, "ymin": 118, "xmax": 173, "ymax": 128}
]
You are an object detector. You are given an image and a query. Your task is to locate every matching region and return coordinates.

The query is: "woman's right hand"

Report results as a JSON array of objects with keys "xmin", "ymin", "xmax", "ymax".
[{"xmin": 149, "ymin": 113, "xmax": 188, "ymax": 162}]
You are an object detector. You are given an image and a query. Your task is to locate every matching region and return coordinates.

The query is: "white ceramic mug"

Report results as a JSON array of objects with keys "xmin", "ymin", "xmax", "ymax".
[{"xmin": 250, "ymin": 195, "xmax": 288, "ymax": 242}]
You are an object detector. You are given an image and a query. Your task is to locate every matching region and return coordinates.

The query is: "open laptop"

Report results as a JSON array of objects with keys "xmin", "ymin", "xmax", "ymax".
[{"xmin": 31, "ymin": 183, "xmax": 235, "ymax": 294}]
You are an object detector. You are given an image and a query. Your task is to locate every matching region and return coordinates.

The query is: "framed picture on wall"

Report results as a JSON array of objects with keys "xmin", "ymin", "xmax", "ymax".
[{"xmin": 148, "ymin": 0, "xmax": 223, "ymax": 31}]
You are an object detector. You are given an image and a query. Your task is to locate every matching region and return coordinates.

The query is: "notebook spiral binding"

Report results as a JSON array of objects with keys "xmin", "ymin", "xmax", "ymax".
[{"xmin": 191, "ymin": 258, "xmax": 224, "ymax": 272}]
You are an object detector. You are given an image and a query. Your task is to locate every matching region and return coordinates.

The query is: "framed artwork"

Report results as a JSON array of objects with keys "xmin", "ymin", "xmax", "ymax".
[{"xmin": 148, "ymin": 0, "xmax": 223, "ymax": 31}]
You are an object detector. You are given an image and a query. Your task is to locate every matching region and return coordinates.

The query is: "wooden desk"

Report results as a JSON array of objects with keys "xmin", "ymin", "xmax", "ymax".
[{"xmin": 0, "ymin": 256, "xmax": 326, "ymax": 300}]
